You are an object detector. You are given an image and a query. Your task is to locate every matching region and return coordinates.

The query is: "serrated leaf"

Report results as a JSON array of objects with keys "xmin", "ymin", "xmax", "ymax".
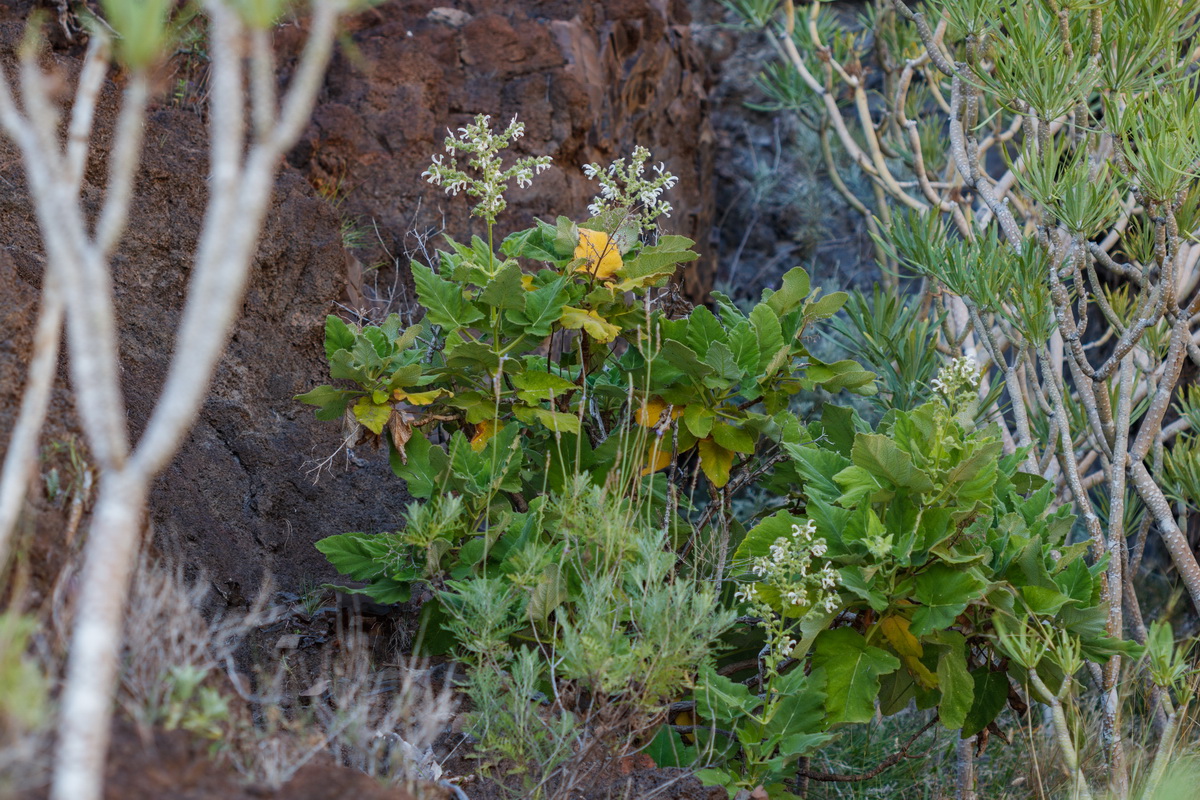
[
  {"xmin": 479, "ymin": 262, "xmax": 526, "ymax": 309},
  {"xmin": 750, "ymin": 304, "xmax": 784, "ymax": 370},
  {"xmin": 703, "ymin": 342, "xmax": 743, "ymax": 387},
  {"xmin": 411, "ymin": 262, "xmax": 484, "ymax": 328},
  {"xmin": 812, "ymin": 628, "xmax": 900, "ymax": 724},
  {"xmin": 685, "ymin": 305, "xmax": 725, "ymax": 358},
  {"xmin": 353, "ymin": 396, "xmax": 392, "ymax": 435},
  {"xmin": 733, "ymin": 511, "xmax": 803, "ymax": 562},
  {"xmin": 507, "ymin": 276, "xmax": 567, "ymax": 337},
  {"xmin": 695, "ymin": 664, "xmax": 758, "ymax": 722},
  {"xmin": 315, "ymin": 533, "xmax": 388, "ymax": 582},
  {"xmin": 851, "ymin": 434, "xmax": 935, "ymax": 492},
  {"xmin": 500, "ymin": 227, "xmax": 558, "ymax": 262},
  {"xmin": 324, "ymin": 315, "xmax": 356, "ymax": 359},
  {"xmin": 620, "ymin": 235, "xmax": 698, "ymax": 281}
]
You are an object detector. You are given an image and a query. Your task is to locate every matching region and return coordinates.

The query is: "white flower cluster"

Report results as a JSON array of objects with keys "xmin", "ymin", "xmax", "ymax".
[
  {"xmin": 733, "ymin": 519, "xmax": 841, "ymax": 663},
  {"xmin": 931, "ymin": 355, "xmax": 979, "ymax": 407},
  {"xmin": 582, "ymin": 146, "xmax": 678, "ymax": 233},
  {"xmin": 421, "ymin": 114, "xmax": 553, "ymax": 224}
]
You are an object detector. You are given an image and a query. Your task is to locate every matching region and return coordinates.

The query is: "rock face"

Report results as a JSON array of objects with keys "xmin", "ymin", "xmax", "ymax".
[
  {"xmin": 284, "ymin": 0, "xmax": 717, "ymax": 298},
  {"xmin": 0, "ymin": 0, "xmax": 715, "ymax": 600}
]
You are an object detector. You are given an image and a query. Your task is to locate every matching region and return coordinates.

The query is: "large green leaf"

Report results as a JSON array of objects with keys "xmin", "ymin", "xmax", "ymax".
[
  {"xmin": 851, "ymin": 434, "xmax": 935, "ymax": 492},
  {"xmin": 812, "ymin": 628, "xmax": 900, "ymax": 724},
  {"xmin": 910, "ymin": 565, "xmax": 986, "ymax": 636},
  {"xmin": 695, "ymin": 664, "xmax": 758, "ymax": 723},
  {"xmin": 479, "ymin": 261, "xmax": 526, "ymax": 309},
  {"xmin": 411, "ymin": 263, "xmax": 484, "ymax": 328},
  {"xmin": 733, "ymin": 511, "xmax": 802, "ymax": 562},
  {"xmin": 315, "ymin": 532, "xmax": 389, "ymax": 582},
  {"xmin": 511, "ymin": 370, "xmax": 577, "ymax": 403},
  {"xmin": 506, "ymin": 276, "xmax": 567, "ymax": 337},
  {"xmin": 962, "ymin": 669, "xmax": 1010, "ymax": 738},
  {"xmin": 935, "ymin": 632, "xmax": 974, "ymax": 730},
  {"xmin": 686, "ymin": 305, "xmax": 725, "ymax": 358}
]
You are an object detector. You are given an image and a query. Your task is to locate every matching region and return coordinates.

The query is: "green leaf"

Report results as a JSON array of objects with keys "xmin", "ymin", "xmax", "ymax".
[
  {"xmin": 507, "ymin": 276, "xmax": 567, "ymax": 337},
  {"xmin": 324, "ymin": 315, "xmax": 356, "ymax": 359},
  {"xmin": 660, "ymin": 340, "xmax": 713, "ymax": 381},
  {"xmin": 751, "ymin": 304, "xmax": 784, "ymax": 370},
  {"xmin": 702, "ymin": 342, "xmax": 743, "ymax": 387},
  {"xmin": 733, "ymin": 511, "xmax": 803, "ymax": 562},
  {"xmin": 962, "ymin": 670, "xmax": 1009, "ymax": 738},
  {"xmin": 838, "ymin": 565, "xmax": 888, "ymax": 612},
  {"xmin": 712, "ymin": 422, "xmax": 756, "ymax": 455},
  {"xmin": 621, "ymin": 235, "xmax": 698, "ymax": 281},
  {"xmin": 807, "ymin": 359, "xmax": 877, "ymax": 394},
  {"xmin": 411, "ymin": 263, "xmax": 484, "ymax": 328},
  {"xmin": 532, "ymin": 407, "xmax": 581, "ymax": 435},
  {"xmin": 764, "ymin": 677, "xmax": 826, "ymax": 740},
  {"xmin": 804, "ymin": 291, "xmax": 849, "ymax": 320},
  {"xmin": 686, "ymin": 306, "xmax": 725, "ymax": 358},
  {"xmin": 511, "ymin": 370, "xmax": 577, "ymax": 403},
  {"xmin": 295, "ymin": 385, "xmax": 355, "ymax": 421},
  {"xmin": 684, "ymin": 404, "xmax": 715, "ymax": 438},
  {"xmin": 910, "ymin": 565, "xmax": 986, "ymax": 636},
  {"xmin": 851, "ymin": 434, "xmax": 935, "ymax": 492},
  {"xmin": 352, "ymin": 396, "xmax": 392, "ymax": 435},
  {"xmin": 315, "ymin": 533, "xmax": 388, "ymax": 582},
  {"xmin": 644, "ymin": 726, "xmax": 697, "ymax": 769},
  {"xmin": 479, "ymin": 262, "xmax": 526, "ymax": 310},
  {"xmin": 695, "ymin": 664, "xmax": 758, "ymax": 722},
  {"xmin": 765, "ymin": 267, "xmax": 811, "ymax": 315},
  {"xmin": 812, "ymin": 628, "xmax": 900, "ymax": 724},
  {"xmin": 936, "ymin": 633, "xmax": 974, "ymax": 730},
  {"xmin": 500, "ymin": 227, "xmax": 558, "ymax": 262},
  {"xmin": 328, "ymin": 578, "xmax": 412, "ymax": 606},
  {"xmin": 820, "ymin": 404, "xmax": 858, "ymax": 457}
]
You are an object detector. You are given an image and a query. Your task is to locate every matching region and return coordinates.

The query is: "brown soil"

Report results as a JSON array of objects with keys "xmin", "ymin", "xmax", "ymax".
[{"xmin": 17, "ymin": 718, "xmax": 445, "ymax": 800}]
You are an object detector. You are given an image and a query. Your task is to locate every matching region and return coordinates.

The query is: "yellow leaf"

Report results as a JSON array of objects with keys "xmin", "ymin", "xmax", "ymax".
[
  {"xmin": 574, "ymin": 228, "xmax": 623, "ymax": 280},
  {"xmin": 393, "ymin": 388, "xmax": 449, "ymax": 406},
  {"xmin": 559, "ymin": 306, "xmax": 620, "ymax": 343},
  {"xmin": 636, "ymin": 397, "xmax": 683, "ymax": 427},
  {"xmin": 697, "ymin": 437, "xmax": 734, "ymax": 487},
  {"xmin": 881, "ymin": 615, "xmax": 939, "ymax": 690},
  {"xmin": 520, "ymin": 274, "xmax": 535, "ymax": 291},
  {"xmin": 641, "ymin": 443, "xmax": 673, "ymax": 475},
  {"xmin": 470, "ymin": 419, "xmax": 501, "ymax": 452}
]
